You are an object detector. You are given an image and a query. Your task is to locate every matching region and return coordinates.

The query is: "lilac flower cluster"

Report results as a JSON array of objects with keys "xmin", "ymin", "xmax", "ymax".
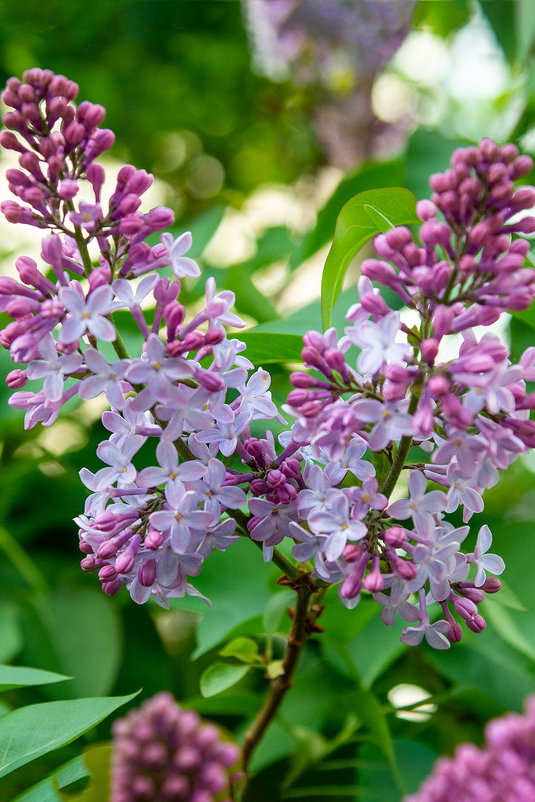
[
  {"xmin": 2, "ymin": 71, "xmax": 535, "ymax": 651},
  {"xmin": 111, "ymin": 692, "xmax": 240, "ymax": 802},
  {"xmin": 243, "ymin": 0, "xmax": 416, "ymax": 166},
  {"xmin": 0, "ymin": 69, "xmax": 283, "ymax": 607},
  {"xmin": 406, "ymin": 696, "xmax": 535, "ymax": 801},
  {"xmin": 283, "ymin": 139, "xmax": 535, "ymax": 648}
]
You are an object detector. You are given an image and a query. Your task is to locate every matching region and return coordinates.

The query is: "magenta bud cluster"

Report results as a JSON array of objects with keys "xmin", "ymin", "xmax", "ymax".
[
  {"xmin": 406, "ymin": 695, "xmax": 535, "ymax": 801},
  {"xmin": 111, "ymin": 692, "xmax": 240, "ymax": 802}
]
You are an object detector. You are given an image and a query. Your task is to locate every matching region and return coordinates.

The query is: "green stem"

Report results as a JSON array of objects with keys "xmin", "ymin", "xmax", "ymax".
[
  {"xmin": 379, "ymin": 393, "xmax": 419, "ymax": 500},
  {"xmin": 110, "ymin": 321, "xmax": 131, "ymax": 360},
  {"xmin": 73, "ymin": 226, "xmax": 93, "ymax": 275},
  {"xmin": 0, "ymin": 525, "xmax": 49, "ymax": 595}
]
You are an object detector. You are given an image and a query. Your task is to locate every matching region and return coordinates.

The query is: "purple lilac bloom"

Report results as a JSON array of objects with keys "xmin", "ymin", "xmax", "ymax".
[
  {"xmin": 111, "ymin": 692, "xmax": 239, "ymax": 802},
  {"xmin": 1, "ymin": 71, "xmax": 533, "ymax": 648},
  {"xmin": 405, "ymin": 695, "xmax": 535, "ymax": 801}
]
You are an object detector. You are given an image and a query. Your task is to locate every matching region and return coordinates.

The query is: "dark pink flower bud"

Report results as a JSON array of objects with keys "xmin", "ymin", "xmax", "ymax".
[
  {"xmin": 301, "ymin": 346, "xmax": 323, "ymax": 368},
  {"xmin": 421, "ymin": 338, "xmax": 439, "ymax": 363},
  {"xmin": 416, "ymin": 199, "xmax": 437, "ymax": 220},
  {"xmin": 145, "ymin": 528, "xmax": 164, "ymax": 550},
  {"xmin": 63, "ymin": 121, "xmax": 85, "ymax": 145},
  {"xmin": 81, "ymin": 556, "xmax": 97, "ymax": 572},
  {"xmin": 99, "ymin": 564, "xmax": 118, "ymax": 582},
  {"xmin": 6, "ymin": 369, "xmax": 27, "ymax": 388},
  {"xmin": 138, "ymin": 560, "xmax": 157, "ymax": 587},
  {"xmin": 447, "ymin": 622, "xmax": 463, "ymax": 643},
  {"xmin": 197, "ymin": 370, "xmax": 225, "ymax": 392},
  {"xmin": 77, "ymin": 100, "xmax": 106, "ymax": 127},
  {"xmin": 147, "ymin": 206, "xmax": 175, "ymax": 230},
  {"xmin": 432, "ymin": 305, "xmax": 453, "ymax": 338},
  {"xmin": 466, "ymin": 614, "xmax": 486, "ymax": 633},
  {"xmin": 428, "ymin": 375, "xmax": 450, "ymax": 397},
  {"xmin": 512, "ymin": 154, "xmax": 533, "ymax": 177},
  {"xmin": 481, "ymin": 577, "xmax": 501, "ymax": 593},
  {"xmin": 290, "ymin": 371, "xmax": 318, "ymax": 388}
]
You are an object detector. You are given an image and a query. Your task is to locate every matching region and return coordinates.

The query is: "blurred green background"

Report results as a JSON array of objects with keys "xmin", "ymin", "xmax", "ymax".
[{"xmin": 2, "ymin": 1, "xmax": 535, "ymax": 800}]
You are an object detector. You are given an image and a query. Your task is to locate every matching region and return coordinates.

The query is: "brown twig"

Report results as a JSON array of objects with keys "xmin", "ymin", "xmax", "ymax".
[{"xmin": 241, "ymin": 582, "xmax": 323, "ymax": 771}]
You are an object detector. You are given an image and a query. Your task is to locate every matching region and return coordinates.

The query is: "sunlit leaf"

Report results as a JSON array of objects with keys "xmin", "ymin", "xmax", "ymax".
[
  {"xmin": 239, "ymin": 331, "xmax": 304, "ymax": 364},
  {"xmin": 321, "ymin": 188, "xmax": 418, "ymax": 329}
]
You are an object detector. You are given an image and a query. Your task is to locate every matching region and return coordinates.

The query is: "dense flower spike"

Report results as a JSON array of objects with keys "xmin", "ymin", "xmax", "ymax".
[
  {"xmin": 405, "ymin": 695, "xmax": 535, "ymax": 801},
  {"xmin": 1, "ymin": 70, "xmax": 534, "ymax": 650},
  {"xmin": 111, "ymin": 693, "xmax": 240, "ymax": 802}
]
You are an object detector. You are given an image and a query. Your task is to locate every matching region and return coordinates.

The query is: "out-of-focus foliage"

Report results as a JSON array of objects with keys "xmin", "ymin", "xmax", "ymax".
[{"xmin": 2, "ymin": 2, "xmax": 535, "ymax": 801}]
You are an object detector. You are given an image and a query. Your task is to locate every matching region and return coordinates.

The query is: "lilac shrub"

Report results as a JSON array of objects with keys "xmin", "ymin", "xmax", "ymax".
[
  {"xmin": 405, "ymin": 696, "xmax": 535, "ymax": 801},
  {"xmin": 1, "ymin": 69, "xmax": 535, "ymax": 654},
  {"xmin": 111, "ymin": 692, "xmax": 240, "ymax": 802}
]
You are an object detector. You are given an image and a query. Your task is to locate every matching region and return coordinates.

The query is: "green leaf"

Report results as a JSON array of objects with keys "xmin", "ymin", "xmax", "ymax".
[
  {"xmin": 428, "ymin": 626, "xmax": 535, "ymax": 710},
  {"xmin": 344, "ymin": 613, "xmax": 406, "ymax": 687},
  {"xmin": 219, "ymin": 636, "xmax": 260, "ymax": 663},
  {"xmin": 57, "ymin": 744, "xmax": 112, "ymax": 802},
  {"xmin": 0, "ymin": 603, "xmax": 22, "ymax": 663},
  {"xmin": 263, "ymin": 590, "xmax": 294, "ymax": 637},
  {"xmin": 413, "ymin": 0, "xmax": 471, "ymax": 37},
  {"xmin": 185, "ymin": 539, "xmax": 273, "ymax": 658},
  {"xmin": 0, "ymin": 691, "xmax": 138, "ymax": 779},
  {"xmin": 321, "ymin": 188, "xmax": 419, "ymax": 329},
  {"xmin": 516, "ymin": 0, "xmax": 535, "ymax": 62},
  {"xmin": 199, "ymin": 662, "xmax": 250, "ymax": 697},
  {"xmin": 348, "ymin": 689, "xmax": 395, "ymax": 765},
  {"xmin": 484, "ymin": 600, "xmax": 535, "ymax": 663},
  {"xmin": 371, "ymin": 452, "xmax": 390, "ymax": 490},
  {"xmin": 31, "ymin": 590, "xmax": 122, "ymax": 699},
  {"xmin": 297, "ymin": 159, "xmax": 404, "ymax": 266},
  {"xmin": 238, "ymin": 331, "xmax": 304, "ymax": 364},
  {"xmin": 404, "ymin": 130, "xmax": 470, "ymax": 202},
  {"xmin": 0, "ymin": 665, "xmax": 70, "ymax": 692},
  {"xmin": 12, "ymin": 755, "xmax": 88, "ymax": 802}
]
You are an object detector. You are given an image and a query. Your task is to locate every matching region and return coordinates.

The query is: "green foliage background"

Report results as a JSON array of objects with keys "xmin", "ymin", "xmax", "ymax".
[{"xmin": 1, "ymin": 1, "xmax": 535, "ymax": 800}]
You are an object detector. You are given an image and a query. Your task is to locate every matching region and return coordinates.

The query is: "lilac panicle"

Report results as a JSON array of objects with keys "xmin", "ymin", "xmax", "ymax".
[
  {"xmin": 1, "ymin": 70, "xmax": 534, "ymax": 652},
  {"xmin": 405, "ymin": 695, "xmax": 535, "ymax": 801},
  {"xmin": 111, "ymin": 692, "xmax": 240, "ymax": 802}
]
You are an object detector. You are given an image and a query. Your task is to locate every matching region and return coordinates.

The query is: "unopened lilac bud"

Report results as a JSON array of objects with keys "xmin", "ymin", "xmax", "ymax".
[
  {"xmin": 513, "ymin": 187, "xmax": 535, "ymax": 209},
  {"xmin": 383, "ymin": 526, "xmax": 406, "ymax": 548},
  {"xmin": 512, "ymin": 154, "xmax": 534, "ymax": 177},
  {"xmin": 301, "ymin": 345, "xmax": 323, "ymax": 368},
  {"xmin": 102, "ymin": 579, "xmax": 123, "ymax": 596},
  {"xmin": 466, "ymin": 614, "xmax": 486, "ymax": 633},
  {"xmin": 81, "ymin": 556, "xmax": 96, "ymax": 572},
  {"xmin": 99, "ymin": 564, "xmax": 117, "ymax": 582},
  {"xmin": 323, "ymin": 348, "xmax": 346, "ymax": 374},
  {"xmin": 291, "ymin": 371, "xmax": 320, "ymax": 389},
  {"xmin": 138, "ymin": 560, "xmax": 157, "ymax": 587},
  {"xmin": 88, "ymin": 266, "xmax": 111, "ymax": 291},
  {"xmin": 481, "ymin": 577, "xmax": 502, "ymax": 593},
  {"xmin": 421, "ymin": 338, "xmax": 439, "ymax": 364},
  {"xmin": 148, "ymin": 206, "xmax": 175, "ymax": 230},
  {"xmin": 116, "ymin": 551, "xmax": 136, "ymax": 575},
  {"xmin": 145, "ymin": 528, "xmax": 164, "ymax": 550},
  {"xmin": 63, "ymin": 120, "xmax": 85, "ymax": 145},
  {"xmin": 303, "ymin": 330, "xmax": 326, "ymax": 352},
  {"xmin": 416, "ymin": 199, "xmax": 437, "ymax": 220},
  {"xmin": 447, "ymin": 621, "xmax": 463, "ymax": 643},
  {"xmin": 197, "ymin": 370, "xmax": 225, "ymax": 392},
  {"xmin": 6, "ymin": 368, "xmax": 27, "ymax": 388}
]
